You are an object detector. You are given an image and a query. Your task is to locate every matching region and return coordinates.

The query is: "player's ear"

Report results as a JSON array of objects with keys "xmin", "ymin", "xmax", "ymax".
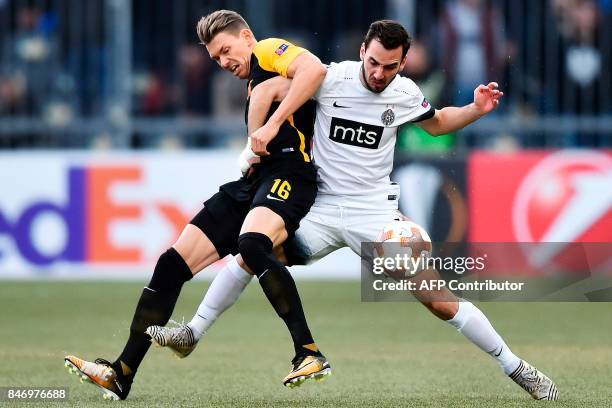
[
  {"xmin": 240, "ymin": 28, "xmax": 255, "ymax": 46},
  {"xmin": 359, "ymin": 43, "xmax": 365, "ymax": 61}
]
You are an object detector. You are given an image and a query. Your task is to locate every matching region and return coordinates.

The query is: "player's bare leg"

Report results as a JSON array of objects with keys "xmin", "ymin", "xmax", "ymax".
[
  {"xmin": 172, "ymin": 224, "xmax": 224, "ymax": 272},
  {"xmin": 411, "ymin": 268, "xmax": 558, "ymax": 400},
  {"xmin": 65, "ymin": 224, "xmax": 220, "ymax": 400},
  {"xmin": 238, "ymin": 206, "xmax": 330, "ymax": 387}
]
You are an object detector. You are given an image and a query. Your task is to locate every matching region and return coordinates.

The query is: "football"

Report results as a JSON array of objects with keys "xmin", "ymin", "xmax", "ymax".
[{"xmin": 374, "ymin": 220, "xmax": 433, "ymax": 278}]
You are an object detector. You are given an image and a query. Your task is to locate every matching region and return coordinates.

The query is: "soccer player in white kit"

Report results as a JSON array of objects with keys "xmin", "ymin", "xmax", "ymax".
[{"xmin": 148, "ymin": 20, "xmax": 558, "ymax": 400}]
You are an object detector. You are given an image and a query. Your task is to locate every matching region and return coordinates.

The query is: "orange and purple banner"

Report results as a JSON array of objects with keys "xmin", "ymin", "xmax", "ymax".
[{"xmin": 0, "ymin": 152, "xmax": 240, "ymax": 277}]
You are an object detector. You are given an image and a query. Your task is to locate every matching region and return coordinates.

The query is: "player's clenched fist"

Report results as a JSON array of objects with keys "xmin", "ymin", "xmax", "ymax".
[
  {"xmin": 250, "ymin": 121, "xmax": 281, "ymax": 156},
  {"xmin": 474, "ymin": 82, "xmax": 504, "ymax": 114}
]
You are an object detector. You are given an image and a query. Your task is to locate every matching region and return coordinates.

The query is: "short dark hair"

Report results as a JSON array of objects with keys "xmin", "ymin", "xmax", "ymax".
[
  {"xmin": 363, "ymin": 20, "xmax": 411, "ymax": 59},
  {"xmin": 196, "ymin": 10, "xmax": 250, "ymax": 44}
]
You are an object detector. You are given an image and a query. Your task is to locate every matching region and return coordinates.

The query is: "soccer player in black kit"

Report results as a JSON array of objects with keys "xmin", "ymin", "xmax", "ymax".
[{"xmin": 64, "ymin": 9, "xmax": 330, "ymax": 400}]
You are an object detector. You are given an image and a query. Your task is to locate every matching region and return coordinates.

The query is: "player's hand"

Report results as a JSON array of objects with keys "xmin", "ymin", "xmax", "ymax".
[
  {"xmin": 474, "ymin": 82, "xmax": 504, "ymax": 114},
  {"xmin": 245, "ymin": 156, "xmax": 260, "ymax": 177},
  {"xmin": 250, "ymin": 121, "xmax": 281, "ymax": 156}
]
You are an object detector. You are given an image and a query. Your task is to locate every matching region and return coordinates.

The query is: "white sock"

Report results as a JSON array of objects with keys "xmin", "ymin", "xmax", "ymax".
[
  {"xmin": 447, "ymin": 301, "xmax": 521, "ymax": 375},
  {"xmin": 188, "ymin": 256, "xmax": 253, "ymax": 340}
]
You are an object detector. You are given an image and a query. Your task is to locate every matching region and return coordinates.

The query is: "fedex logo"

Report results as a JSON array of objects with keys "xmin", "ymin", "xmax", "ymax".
[{"xmin": 0, "ymin": 166, "xmax": 189, "ymax": 266}]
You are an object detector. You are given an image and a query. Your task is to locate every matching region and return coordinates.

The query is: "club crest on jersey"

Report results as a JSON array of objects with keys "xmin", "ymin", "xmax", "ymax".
[
  {"xmin": 381, "ymin": 109, "xmax": 395, "ymax": 126},
  {"xmin": 276, "ymin": 43, "xmax": 289, "ymax": 55}
]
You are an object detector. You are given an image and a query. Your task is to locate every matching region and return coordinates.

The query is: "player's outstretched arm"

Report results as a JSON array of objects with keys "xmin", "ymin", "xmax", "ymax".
[
  {"xmin": 416, "ymin": 82, "xmax": 503, "ymax": 136},
  {"xmin": 250, "ymin": 52, "xmax": 325, "ymax": 155}
]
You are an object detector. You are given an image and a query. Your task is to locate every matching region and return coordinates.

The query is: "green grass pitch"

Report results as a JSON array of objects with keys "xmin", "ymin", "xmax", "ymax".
[{"xmin": 1, "ymin": 281, "xmax": 611, "ymax": 407}]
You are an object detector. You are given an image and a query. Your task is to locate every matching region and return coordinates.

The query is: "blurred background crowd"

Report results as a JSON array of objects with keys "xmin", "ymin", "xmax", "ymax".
[{"xmin": 0, "ymin": 0, "xmax": 611, "ymax": 152}]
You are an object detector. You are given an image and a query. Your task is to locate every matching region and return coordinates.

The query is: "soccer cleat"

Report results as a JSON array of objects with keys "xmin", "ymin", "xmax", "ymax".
[
  {"xmin": 282, "ymin": 354, "xmax": 331, "ymax": 388},
  {"xmin": 509, "ymin": 360, "xmax": 559, "ymax": 400},
  {"xmin": 64, "ymin": 355, "xmax": 131, "ymax": 400},
  {"xmin": 146, "ymin": 320, "xmax": 197, "ymax": 358}
]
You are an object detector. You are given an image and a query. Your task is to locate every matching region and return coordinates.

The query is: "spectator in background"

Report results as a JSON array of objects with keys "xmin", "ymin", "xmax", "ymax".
[
  {"xmin": 140, "ymin": 72, "xmax": 171, "ymax": 115},
  {"xmin": 4, "ymin": 5, "xmax": 58, "ymax": 115},
  {"xmin": 397, "ymin": 40, "xmax": 456, "ymax": 153},
  {"xmin": 211, "ymin": 68, "xmax": 247, "ymax": 121},
  {"xmin": 437, "ymin": 0, "xmax": 511, "ymax": 107},
  {"xmin": 402, "ymin": 41, "xmax": 445, "ymax": 110},
  {"xmin": 551, "ymin": 0, "xmax": 608, "ymax": 115},
  {"xmin": 0, "ymin": 71, "xmax": 26, "ymax": 115},
  {"xmin": 177, "ymin": 44, "xmax": 212, "ymax": 115},
  {"xmin": 549, "ymin": 0, "xmax": 610, "ymax": 146}
]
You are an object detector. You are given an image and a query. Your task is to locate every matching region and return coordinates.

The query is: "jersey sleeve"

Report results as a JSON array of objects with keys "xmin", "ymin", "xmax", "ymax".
[
  {"xmin": 410, "ymin": 97, "xmax": 435, "ymax": 123},
  {"xmin": 395, "ymin": 76, "xmax": 435, "ymax": 124},
  {"xmin": 252, "ymin": 38, "xmax": 307, "ymax": 77}
]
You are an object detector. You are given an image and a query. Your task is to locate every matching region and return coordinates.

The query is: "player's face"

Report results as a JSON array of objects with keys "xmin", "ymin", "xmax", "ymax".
[
  {"xmin": 360, "ymin": 39, "xmax": 407, "ymax": 93},
  {"xmin": 206, "ymin": 30, "xmax": 254, "ymax": 79}
]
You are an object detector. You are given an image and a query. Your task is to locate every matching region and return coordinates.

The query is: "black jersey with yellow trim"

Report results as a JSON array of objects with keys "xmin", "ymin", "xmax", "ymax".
[{"xmin": 245, "ymin": 38, "xmax": 315, "ymax": 163}]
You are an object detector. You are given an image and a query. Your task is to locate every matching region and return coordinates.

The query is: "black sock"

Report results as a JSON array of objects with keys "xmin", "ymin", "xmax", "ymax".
[
  {"xmin": 114, "ymin": 248, "xmax": 192, "ymax": 375},
  {"xmin": 238, "ymin": 232, "xmax": 320, "ymax": 356}
]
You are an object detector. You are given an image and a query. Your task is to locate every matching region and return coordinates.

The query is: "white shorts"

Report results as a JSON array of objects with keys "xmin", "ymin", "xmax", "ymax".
[{"xmin": 286, "ymin": 201, "xmax": 402, "ymax": 265}]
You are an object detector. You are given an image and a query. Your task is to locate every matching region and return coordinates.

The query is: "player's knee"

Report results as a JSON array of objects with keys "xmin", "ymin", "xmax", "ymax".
[
  {"xmin": 148, "ymin": 248, "xmax": 193, "ymax": 291},
  {"xmin": 273, "ymin": 245, "xmax": 288, "ymax": 265},
  {"xmin": 238, "ymin": 232, "xmax": 274, "ymax": 277},
  {"xmin": 422, "ymin": 300, "xmax": 458, "ymax": 321},
  {"xmin": 235, "ymin": 254, "xmax": 255, "ymax": 275}
]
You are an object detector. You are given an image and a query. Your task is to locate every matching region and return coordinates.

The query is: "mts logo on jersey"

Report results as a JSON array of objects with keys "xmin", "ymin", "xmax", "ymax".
[{"xmin": 329, "ymin": 117, "xmax": 383, "ymax": 149}]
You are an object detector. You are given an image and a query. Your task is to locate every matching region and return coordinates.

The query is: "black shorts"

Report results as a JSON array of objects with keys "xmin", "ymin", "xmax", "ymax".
[{"xmin": 190, "ymin": 159, "xmax": 317, "ymax": 258}]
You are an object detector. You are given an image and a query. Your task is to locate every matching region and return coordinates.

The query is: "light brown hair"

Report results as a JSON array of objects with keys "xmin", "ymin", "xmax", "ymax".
[{"xmin": 196, "ymin": 10, "xmax": 250, "ymax": 44}]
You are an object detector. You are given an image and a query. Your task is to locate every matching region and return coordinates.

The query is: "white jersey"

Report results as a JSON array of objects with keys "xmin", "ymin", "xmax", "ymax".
[{"xmin": 312, "ymin": 60, "xmax": 434, "ymax": 209}]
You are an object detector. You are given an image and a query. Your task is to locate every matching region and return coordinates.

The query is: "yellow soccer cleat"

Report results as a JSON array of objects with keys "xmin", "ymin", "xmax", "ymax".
[
  {"xmin": 64, "ymin": 355, "xmax": 131, "ymax": 400},
  {"xmin": 282, "ymin": 354, "xmax": 331, "ymax": 388}
]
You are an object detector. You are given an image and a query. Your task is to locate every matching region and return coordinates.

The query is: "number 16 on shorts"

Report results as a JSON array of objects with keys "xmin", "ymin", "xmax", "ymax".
[{"xmin": 269, "ymin": 178, "xmax": 291, "ymax": 200}]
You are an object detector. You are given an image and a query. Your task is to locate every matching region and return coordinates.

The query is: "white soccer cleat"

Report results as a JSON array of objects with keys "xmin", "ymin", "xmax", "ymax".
[
  {"xmin": 146, "ymin": 320, "xmax": 198, "ymax": 359},
  {"xmin": 509, "ymin": 360, "xmax": 559, "ymax": 400}
]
